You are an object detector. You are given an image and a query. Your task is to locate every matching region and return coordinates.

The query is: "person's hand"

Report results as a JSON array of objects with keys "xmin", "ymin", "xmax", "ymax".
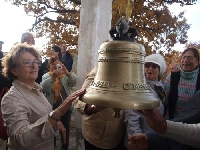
[
  {"xmin": 84, "ymin": 104, "xmax": 106, "ymax": 115},
  {"xmin": 128, "ymin": 134, "xmax": 149, "ymax": 150},
  {"xmin": 169, "ymin": 63, "xmax": 180, "ymax": 72},
  {"xmin": 52, "ymin": 63, "xmax": 70, "ymax": 80},
  {"xmin": 91, "ymin": 105, "xmax": 106, "ymax": 112},
  {"xmin": 138, "ymin": 109, "xmax": 167, "ymax": 134},
  {"xmin": 60, "ymin": 64, "xmax": 70, "ymax": 77},
  {"xmin": 55, "ymin": 88, "xmax": 86, "ymax": 118},
  {"xmin": 51, "ymin": 69, "xmax": 61, "ymax": 81},
  {"xmin": 57, "ymin": 121, "xmax": 66, "ymax": 144}
]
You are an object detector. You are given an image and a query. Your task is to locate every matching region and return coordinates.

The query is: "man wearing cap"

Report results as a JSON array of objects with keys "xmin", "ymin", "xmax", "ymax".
[{"xmin": 0, "ymin": 41, "xmax": 4, "ymax": 59}]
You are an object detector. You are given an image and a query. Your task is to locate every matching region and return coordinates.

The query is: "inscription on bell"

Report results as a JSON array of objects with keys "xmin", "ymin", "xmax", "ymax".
[
  {"xmin": 90, "ymin": 80, "xmax": 116, "ymax": 88},
  {"xmin": 123, "ymin": 83, "xmax": 149, "ymax": 90}
]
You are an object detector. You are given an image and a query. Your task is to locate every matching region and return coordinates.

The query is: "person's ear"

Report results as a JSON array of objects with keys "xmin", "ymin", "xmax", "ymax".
[{"xmin": 11, "ymin": 68, "xmax": 18, "ymax": 76}]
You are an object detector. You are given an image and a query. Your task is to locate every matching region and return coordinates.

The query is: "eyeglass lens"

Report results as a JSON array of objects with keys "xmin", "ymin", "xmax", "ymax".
[
  {"xmin": 145, "ymin": 63, "xmax": 159, "ymax": 69},
  {"xmin": 181, "ymin": 56, "xmax": 195, "ymax": 60},
  {"xmin": 23, "ymin": 60, "xmax": 41, "ymax": 67}
]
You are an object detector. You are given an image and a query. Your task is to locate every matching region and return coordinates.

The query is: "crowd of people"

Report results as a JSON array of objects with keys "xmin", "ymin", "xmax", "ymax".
[
  {"xmin": 0, "ymin": 33, "xmax": 200, "ymax": 150},
  {"xmin": 0, "ymin": 32, "xmax": 75, "ymax": 150}
]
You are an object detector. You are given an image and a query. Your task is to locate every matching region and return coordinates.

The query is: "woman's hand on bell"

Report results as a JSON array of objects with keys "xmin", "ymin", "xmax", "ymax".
[{"xmin": 55, "ymin": 88, "xmax": 86, "ymax": 117}]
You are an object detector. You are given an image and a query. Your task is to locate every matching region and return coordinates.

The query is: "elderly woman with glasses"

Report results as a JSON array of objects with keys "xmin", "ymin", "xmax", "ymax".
[
  {"xmin": 0, "ymin": 43, "xmax": 85, "ymax": 150},
  {"xmin": 124, "ymin": 53, "xmax": 167, "ymax": 150},
  {"xmin": 162, "ymin": 47, "xmax": 200, "ymax": 150},
  {"xmin": 165, "ymin": 48, "xmax": 200, "ymax": 120}
]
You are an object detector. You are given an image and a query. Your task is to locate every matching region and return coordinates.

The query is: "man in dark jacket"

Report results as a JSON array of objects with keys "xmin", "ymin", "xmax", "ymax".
[{"xmin": 60, "ymin": 44, "xmax": 73, "ymax": 72}]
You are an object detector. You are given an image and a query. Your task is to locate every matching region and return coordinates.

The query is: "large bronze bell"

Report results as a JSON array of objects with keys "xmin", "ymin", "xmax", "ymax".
[
  {"xmin": 81, "ymin": 17, "xmax": 159, "ymax": 117},
  {"xmin": 81, "ymin": 40, "xmax": 159, "ymax": 108}
]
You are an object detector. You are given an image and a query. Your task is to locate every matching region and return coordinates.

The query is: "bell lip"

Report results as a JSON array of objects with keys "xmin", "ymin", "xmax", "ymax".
[{"xmin": 80, "ymin": 92, "xmax": 160, "ymax": 110}]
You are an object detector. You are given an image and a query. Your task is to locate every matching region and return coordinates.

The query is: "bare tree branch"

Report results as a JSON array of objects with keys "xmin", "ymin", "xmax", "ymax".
[
  {"xmin": 69, "ymin": 0, "xmax": 81, "ymax": 5},
  {"xmin": 145, "ymin": 0, "xmax": 197, "ymax": 5},
  {"xmin": 49, "ymin": 9, "xmax": 78, "ymax": 13},
  {"xmin": 162, "ymin": 0, "xmax": 197, "ymax": 5},
  {"xmin": 29, "ymin": 17, "xmax": 76, "ymax": 31},
  {"xmin": 37, "ymin": 1, "xmax": 78, "ymax": 13}
]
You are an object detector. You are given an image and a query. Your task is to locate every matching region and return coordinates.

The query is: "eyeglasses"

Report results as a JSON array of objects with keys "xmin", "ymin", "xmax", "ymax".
[
  {"xmin": 19, "ymin": 60, "xmax": 41, "ymax": 67},
  {"xmin": 181, "ymin": 56, "xmax": 196, "ymax": 61},
  {"xmin": 145, "ymin": 63, "xmax": 159, "ymax": 69}
]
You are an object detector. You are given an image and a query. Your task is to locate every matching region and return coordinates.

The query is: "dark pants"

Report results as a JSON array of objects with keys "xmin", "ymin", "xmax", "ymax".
[
  {"xmin": 84, "ymin": 138, "xmax": 127, "ymax": 150},
  {"xmin": 55, "ymin": 109, "xmax": 72, "ymax": 150}
]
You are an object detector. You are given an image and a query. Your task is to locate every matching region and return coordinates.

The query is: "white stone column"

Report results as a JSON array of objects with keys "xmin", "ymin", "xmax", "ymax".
[{"xmin": 75, "ymin": 0, "xmax": 112, "ymax": 149}]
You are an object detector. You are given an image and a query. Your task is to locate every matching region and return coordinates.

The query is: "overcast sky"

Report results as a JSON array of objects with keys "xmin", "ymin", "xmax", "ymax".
[
  {"xmin": 0, "ymin": 1, "xmax": 199, "ymax": 52},
  {"xmin": 168, "ymin": 1, "xmax": 200, "ymax": 50},
  {"xmin": 0, "ymin": 1, "xmax": 46, "ymax": 52}
]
